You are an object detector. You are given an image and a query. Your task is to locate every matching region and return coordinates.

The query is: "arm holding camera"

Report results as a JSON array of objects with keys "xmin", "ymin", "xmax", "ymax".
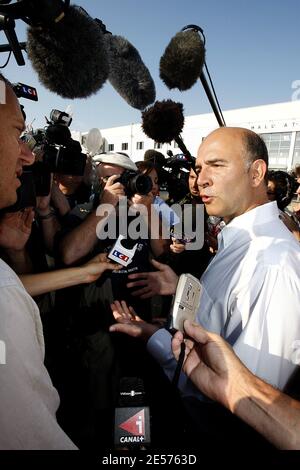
[
  {"xmin": 59, "ymin": 174, "xmax": 124, "ymax": 265},
  {"xmin": 130, "ymin": 192, "xmax": 170, "ymax": 258},
  {"xmin": 172, "ymin": 320, "xmax": 300, "ymax": 450}
]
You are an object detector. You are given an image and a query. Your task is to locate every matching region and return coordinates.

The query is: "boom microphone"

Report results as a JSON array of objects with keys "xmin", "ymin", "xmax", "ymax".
[
  {"xmin": 26, "ymin": 5, "xmax": 109, "ymax": 99},
  {"xmin": 160, "ymin": 29, "xmax": 205, "ymax": 91},
  {"xmin": 160, "ymin": 25, "xmax": 226, "ymax": 127},
  {"xmin": 103, "ymin": 33, "xmax": 156, "ymax": 110},
  {"xmin": 142, "ymin": 99, "xmax": 193, "ymax": 164}
]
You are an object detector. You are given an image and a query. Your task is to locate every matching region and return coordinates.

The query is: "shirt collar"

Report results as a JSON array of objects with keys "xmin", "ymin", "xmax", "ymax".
[{"xmin": 217, "ymin": 201, "xmax": 279, "ymax": 250}]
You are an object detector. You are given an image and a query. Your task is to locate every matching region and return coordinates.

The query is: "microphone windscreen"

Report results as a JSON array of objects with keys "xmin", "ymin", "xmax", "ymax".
[
  {"xmin": 26, "ymin": 5, "xmax": 109, "ymax": 99},
  {"xmin": 104, "ymin": 34, "xmax": 156, "ymax": 110},
  {"xmin": 142, "ymin": 100, "xmax": 184, "ymax": 143},
  {"xmin": 160, "ymin": 30, "xmax": 205, "ymax": 91}
]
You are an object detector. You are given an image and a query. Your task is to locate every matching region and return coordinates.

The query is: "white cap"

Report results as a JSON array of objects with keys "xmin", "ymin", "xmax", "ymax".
[{"xmin": 92, "ymin": 152, "xmax": 137, "ymax": 171}]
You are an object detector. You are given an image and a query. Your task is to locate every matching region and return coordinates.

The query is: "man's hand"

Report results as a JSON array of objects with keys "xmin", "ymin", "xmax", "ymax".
[
  {"xmin": 0, "ymin": 208, "xmax": 34, "ymax": 251},
  {"xmin": 100, "ymin": 175, "xmax": 126, "ymax": 206},
  {"xmin": 127, "ymin": 259, "xmax": 178, "ymax": 298},
  {"xmin": 170, "ymin": 237, "xmax": 186, "ymax": 254},
  {"xmin": 172, "ymin": 320, "xmax": 249, "ymax": 412},
  {"xmin": 81, "ymin": 253, "xmax": 121, "ymax": 283},
  {"xmin": 109, "ymin": 300, "xmax": 159, "ymax": 341},
  {"xmin": 129, "ymin": 192, "xmax": 153, "ymax": 213}
]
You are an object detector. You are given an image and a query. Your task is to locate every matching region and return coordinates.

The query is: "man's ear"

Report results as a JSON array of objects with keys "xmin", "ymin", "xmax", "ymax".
[{"xmin": 250, "ymin": 159, "xmax": 267, "ymax": 187}]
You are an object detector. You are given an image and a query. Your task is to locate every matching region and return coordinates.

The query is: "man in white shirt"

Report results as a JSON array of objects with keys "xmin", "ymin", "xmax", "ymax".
[
  {"xmin": 0, "ymin": 75, "xmax": 78, "ymax": 449},
  {"xmin": 110, "ymin": 127, "xmax": 300, "ymax": 394}
]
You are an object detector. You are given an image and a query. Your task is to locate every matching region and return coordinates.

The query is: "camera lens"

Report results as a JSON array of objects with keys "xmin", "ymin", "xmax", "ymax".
[{"xmin": 129, "ymin": 174, "xmax": 152, "ymax": 195}]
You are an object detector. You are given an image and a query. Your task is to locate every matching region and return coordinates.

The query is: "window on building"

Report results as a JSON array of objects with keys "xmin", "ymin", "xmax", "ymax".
[
  {"xmin": 260, "ymin": 132, "xmax": 292, "ymax": 169},
  {"xmin": 136, "ymin": 142, "xmax": 144, "ymax": 150},
  {"xmin": 122, "ymin": 142, "xmax": 128, "ymax": 151},
  {"xmin": 292, "ymin": 132, "xmax": 300, "ymax": 166},
  {"xmin": 154, "ymin": 142, "xmax": 162, "ymax": 149},
  {"xmin": 108, "ymin": 144, "xmax": 114, "ymax": 151}
]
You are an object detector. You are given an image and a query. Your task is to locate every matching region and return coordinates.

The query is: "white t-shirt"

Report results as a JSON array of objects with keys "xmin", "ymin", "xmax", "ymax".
[
  {"xmin": 0, "ymin": 259, "xmax": 77, "ymax": 450},
  {"xmin": 148, "ymin": 202, "xmax": 300, "ymax": 392}
]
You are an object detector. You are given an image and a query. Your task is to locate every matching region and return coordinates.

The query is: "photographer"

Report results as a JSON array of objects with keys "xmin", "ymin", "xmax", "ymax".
[{"xmin": 58, "ymin": 152, "xmax": 169, "ymax": 317}]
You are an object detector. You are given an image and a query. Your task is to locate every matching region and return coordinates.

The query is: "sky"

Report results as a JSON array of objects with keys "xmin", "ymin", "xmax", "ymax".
[{"xmin": 1, "ymin": 0, "xmax": 300, "ymax": 133}]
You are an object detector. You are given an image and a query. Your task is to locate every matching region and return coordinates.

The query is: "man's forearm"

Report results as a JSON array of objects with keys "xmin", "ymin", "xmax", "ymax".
[
  {"xmin": 59, "ymin": 211, "xmax": 101, "ymax": 265},
  {"xmin": 19, "ymin": 265, "xmax": 91, "ymax": 296},
  {"xmin": 231, "ymin": 370, "xmax": 300, "ymax": 449},
  {"xmin": 60, "ymin": 205, "xmax": 116, "ymax": 265}
]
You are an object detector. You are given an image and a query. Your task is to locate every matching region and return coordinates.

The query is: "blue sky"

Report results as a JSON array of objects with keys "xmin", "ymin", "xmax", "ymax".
[{"xmin": 1, "ymin": 0, "xmax": 300, "ymax": 132}]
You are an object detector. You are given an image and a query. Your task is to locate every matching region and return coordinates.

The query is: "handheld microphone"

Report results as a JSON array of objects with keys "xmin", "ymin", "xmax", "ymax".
[
  {"xmin": 108, "ymin": 235, "xmax": 138, "ymax": 267},
  {"xmin": 26, "ymin": 5, "xmax": 109, "ymax": 98},
  {"xmin": 104, "ymin": 33, "xmax": 156, "ymax": 110},
  {"xmin": 114, "ymin": 377, "xmax": 151, "ymax": 449},
  {"xmin": 142, "ymin": 99, "xmax": 194, "ymax": 165}
]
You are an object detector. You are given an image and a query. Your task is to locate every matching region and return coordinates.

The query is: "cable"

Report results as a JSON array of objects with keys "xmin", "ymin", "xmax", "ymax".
[{"xmin": 0, "ymin": 50, "xmax": 11, "ymax": 68}]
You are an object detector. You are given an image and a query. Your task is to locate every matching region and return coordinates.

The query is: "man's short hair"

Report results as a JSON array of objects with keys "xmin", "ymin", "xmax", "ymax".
[{"xmin": 243, "ymin": 131, "xmax": 269, "ymax": 182}]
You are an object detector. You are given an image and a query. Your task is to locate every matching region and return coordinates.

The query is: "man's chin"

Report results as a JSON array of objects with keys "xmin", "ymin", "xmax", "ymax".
[{"xmin": 0, "ymin": 193, "xmax": 18, "ymax": 210}]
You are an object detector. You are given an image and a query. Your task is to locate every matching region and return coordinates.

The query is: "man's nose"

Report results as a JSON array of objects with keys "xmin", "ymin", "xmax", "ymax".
[
  {"xmin": 197, "ymin": 168, "xmax": 210, "ymax": 188},
  {"xmin": 20, "ymin": 141, "xmax": 35, "ymax": 166}
]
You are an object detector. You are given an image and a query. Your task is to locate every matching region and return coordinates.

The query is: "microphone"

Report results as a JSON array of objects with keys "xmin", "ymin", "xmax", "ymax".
[
  {"xmin": 26, "ymin": 5, "xmax": 109, "ymax": 98},
  {"xmin": 114, "ymin": 377, "xmax": 151, "ymax": 449},
  {"xmin": 159, "ymin": 26, "xmax": 226, "ymax": 127},
  {"xmin": 103, "ymin": 33, "xmax": 156, "ymax": 110},
  {"xmin": 142, "ymin": 99, "xmax": 194, "ymax": 165},
  {"xmin": 160, "ymin": 29, "xmax": 205, "ymax": 91}
]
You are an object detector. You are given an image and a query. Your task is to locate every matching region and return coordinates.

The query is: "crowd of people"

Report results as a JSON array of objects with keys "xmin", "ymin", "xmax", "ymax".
[{"xmin": 0, "ymin": 73, "xmax": 300, "ymax": 451}]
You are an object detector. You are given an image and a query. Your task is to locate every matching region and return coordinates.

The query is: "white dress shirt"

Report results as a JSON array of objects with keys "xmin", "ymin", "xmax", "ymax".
[
  {"xmin": 148, "ymin": 202, "xmax": 300, "ymax": 392},
  {"xmin": 0, "ymin": 259, "xmax": 77, "ymax": 450}
]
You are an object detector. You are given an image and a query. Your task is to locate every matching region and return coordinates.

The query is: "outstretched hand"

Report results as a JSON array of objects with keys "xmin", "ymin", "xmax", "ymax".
[
  {"xmin": 109, "ymin": 300, "xmax": 159, "ymax": 341},
  {"xmin": 172, "ymin": 320, "xmax": 248, "ymax": 412},
  {"xmin": 127, "ymin": 258, "xmax": 178, "ymax": 298}
]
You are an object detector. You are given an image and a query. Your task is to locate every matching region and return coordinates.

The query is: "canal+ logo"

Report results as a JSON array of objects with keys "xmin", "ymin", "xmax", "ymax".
[{"xmin": 118, "ymin": 409, "xmax": 145, "ymax": 444}]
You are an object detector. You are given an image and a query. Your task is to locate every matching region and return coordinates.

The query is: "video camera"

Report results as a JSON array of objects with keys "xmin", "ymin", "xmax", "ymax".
[
  {"xmin": 28, "ymin": 108, "xmax": 86, "ymax": 176},
  {"xmin": 161, "ymin": 153, "xmax": 194, "ymax": 203},
  {"xmin": 6, "ymin": 108, "xmax": 86, "ymax": 212}
]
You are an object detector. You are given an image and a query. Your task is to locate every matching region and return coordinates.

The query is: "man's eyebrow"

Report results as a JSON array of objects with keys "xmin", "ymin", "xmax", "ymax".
[{"xmin": 205, "ymin": 157, "xmax": 227, "ymax": 164}]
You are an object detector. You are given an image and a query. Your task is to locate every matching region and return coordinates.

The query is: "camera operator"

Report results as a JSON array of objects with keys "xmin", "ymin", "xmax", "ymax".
[{"xmin": 168, "ymin": 167, "xmax": 212, "ymax": 279}]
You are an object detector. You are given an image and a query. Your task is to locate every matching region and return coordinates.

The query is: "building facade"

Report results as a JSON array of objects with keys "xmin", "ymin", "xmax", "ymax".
[{"xmin": 76, "ymin": 101, "xmax": 300, "ymax": 171}]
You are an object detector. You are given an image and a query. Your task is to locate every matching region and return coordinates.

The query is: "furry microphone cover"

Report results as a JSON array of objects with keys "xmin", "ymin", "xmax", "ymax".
[
  {"xmin": 160, "ymin": 30, "xmax": 205, "ymax": 91},
  {"xmin": 27, "ymin": 5, "xmax": 109, "ymax": 99},
  {"xmin": 104, "ymin": 34, "xmax": 156, "ymax": 110},
  {"xmin": 142, "ymin": 100, "xmax": 185, "ymax": 143}
]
